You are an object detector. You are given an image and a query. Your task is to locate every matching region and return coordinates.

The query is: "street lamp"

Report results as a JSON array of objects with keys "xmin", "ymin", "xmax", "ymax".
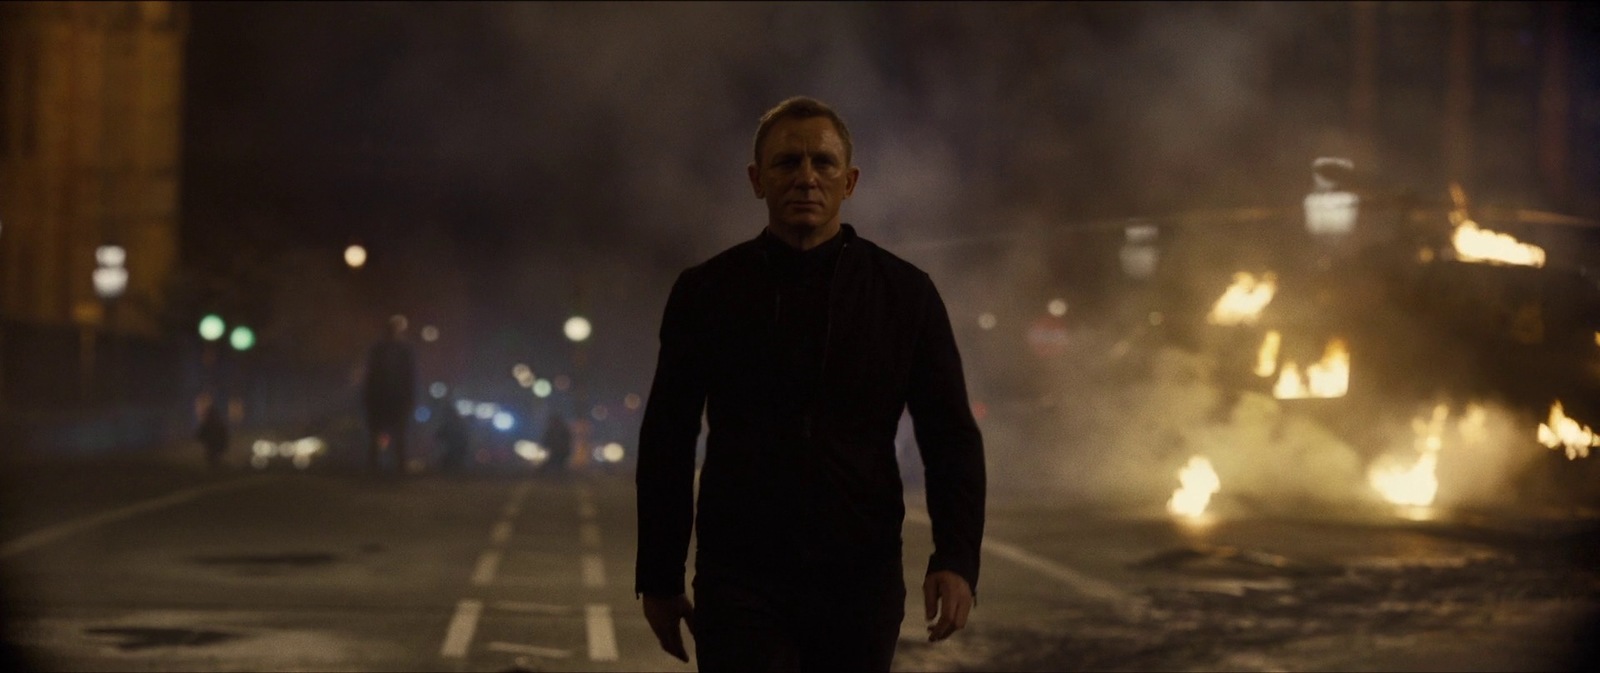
[
  {"xmin": 82, "ymin": 245, "xmax": 128, "ymax": 401},
  {"xmin": 563, "ymin": 316, "xmax": 592, "ymax": 343},
  {"xmin": 344, "ymin": 244, "xmax": 367, "ymax": 270},
  {"xmin": 93, "ymin": 246, "xmax": 128, "ymax": 300},
  {"xmin": 563, "ymin": 314, "xmax": 592, "ymax": 468},
  {"xmin": 198, "ymin": 314, "xmax": 226, "ymax": 341},
  {"xmin": 229, "ymin": 325, "xmax": 255, "ymax": 352}
]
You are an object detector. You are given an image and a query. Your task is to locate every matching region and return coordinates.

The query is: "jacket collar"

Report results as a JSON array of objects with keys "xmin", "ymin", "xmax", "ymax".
[{"xmin": 755, "ymin": 223, "xmax": 857, "ymax": 261}]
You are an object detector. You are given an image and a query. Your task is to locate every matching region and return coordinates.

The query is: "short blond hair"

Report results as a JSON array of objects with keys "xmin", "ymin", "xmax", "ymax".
[{"xmin": 752, "ymin": 96, "xmax": 853, "ymax": 166}]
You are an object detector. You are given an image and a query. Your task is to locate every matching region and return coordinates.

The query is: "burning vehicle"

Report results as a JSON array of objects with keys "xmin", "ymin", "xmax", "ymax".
[{"xmin": 1131, "ymin": 166, "xmax": 1600, "ymax": 517}]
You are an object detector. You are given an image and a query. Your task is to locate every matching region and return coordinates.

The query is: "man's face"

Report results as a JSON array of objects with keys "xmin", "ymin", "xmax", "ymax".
[{"xmin": 748, "ymin": 116, "xmax": 859, "ymax": 235}]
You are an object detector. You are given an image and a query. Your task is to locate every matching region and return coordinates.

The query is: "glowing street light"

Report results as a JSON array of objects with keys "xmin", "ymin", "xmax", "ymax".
[
  {"xmin": 344, "ymin": 244, "xmax": 367, "ymax": 269},
  {"xmin": 229, "ymin": 325, "xmax": 255, "ymax": 351},
  {"xmin": 95, "ymin": 245, "xmax": 126, "ymax": 268},
  {"xmin": 532, "ymin": 379, "xmax": 553, "ymax": 398},
  {"xmin": 492, "ymin": 411, "xmax": 515, "ymax": 431},
  {"xmin": 564, "ymin": 316, "xmax": 592, "ymax": 343},
  {"xmin": 93, "ymin": 245, "xmax": 128, "ymax": 300},
  {"xmin": 198, "ymin": 314, "xmax": 226, "ymax": 341}
]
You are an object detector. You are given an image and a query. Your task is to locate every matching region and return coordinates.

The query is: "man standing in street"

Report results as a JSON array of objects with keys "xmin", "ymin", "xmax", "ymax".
[
  {"xmin": 363, "ymin": 315, "xmax": 417, "ymax": 474},
  {"xmin": 635, "ymin": 96, "xmax": 986, "ymax": 671}
]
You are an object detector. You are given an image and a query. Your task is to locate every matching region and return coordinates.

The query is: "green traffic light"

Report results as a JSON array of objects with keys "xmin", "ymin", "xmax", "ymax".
[
  {"xmin": 199, "ymin": 314, "xmax": 225, "ymax": 341},
  {"xmin": 229, "ymin": 325, "xmax": 255, "ymax": 351}
]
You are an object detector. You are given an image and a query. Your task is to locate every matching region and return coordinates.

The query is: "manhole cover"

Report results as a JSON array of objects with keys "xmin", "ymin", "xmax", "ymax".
[{"xmin": 84, "ymin": 627, "xmax": 243, "ymax": 651}]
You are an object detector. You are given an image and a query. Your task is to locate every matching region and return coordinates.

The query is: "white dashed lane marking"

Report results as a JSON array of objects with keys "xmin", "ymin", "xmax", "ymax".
[
  {"xmin": 581, "ymin": 554, "xmax": 606, "ymax": 588},
  {"xmin": 440, "ymin": 599, "xmax": 484, "ymax": 658},
  {"xmin": 470, "ymin": 550, "xmax": 502, "ymax": 587},
  {"xmin": 585, "ymin": 603, "xmax": 620, "ymax": 662},
  {"xmin": 446, "ymin": 481, "xmax": 619, "ymax": 663}
]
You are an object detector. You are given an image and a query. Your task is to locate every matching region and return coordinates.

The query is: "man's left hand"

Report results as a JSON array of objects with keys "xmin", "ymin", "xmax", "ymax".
[{"xmin": 922, "ymin": 570, "xmax": 973, "ymax": 642}]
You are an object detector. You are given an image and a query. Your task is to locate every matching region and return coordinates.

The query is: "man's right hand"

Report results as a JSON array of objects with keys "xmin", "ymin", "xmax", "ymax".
[{"xmin": 642, "ymin": 593, "xmax": 695, "ymax": 662}]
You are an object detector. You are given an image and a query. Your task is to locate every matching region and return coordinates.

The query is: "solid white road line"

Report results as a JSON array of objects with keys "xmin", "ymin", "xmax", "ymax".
[
  {"xmin": 905, "ymin": 507, "xmax": 1147, "ymax": 618},
  {"xmin": 491, "ymin": 600, "xmax": 576, "ymax": 616},
  {"xmin": 584, "ymin": 603, "xmax": 619, "ymax": 661},
  {"xmin": 0, "ymin": 476, "xmax": 267, "ymax": 559},
  {"xmin": 581, "ymin": 554, "xmax": 606, "ymax": 588},
  {"xmin": 487, "ymin": 641, "xmax": 573, "ymax": 659},
  {"xmin": 491, "ymin": 520, "xmax": 513, "ymax": 545},
  {"xmin": 470, "ymin": 550, "xmax": 502, "ymax": 587},
  {"xmin": 439, "ymin": 599, "xmax": 484, "ymax": 658},
  {"xmin": 579, "ymin": 522, "xmax": 601, "ymax": 548}
]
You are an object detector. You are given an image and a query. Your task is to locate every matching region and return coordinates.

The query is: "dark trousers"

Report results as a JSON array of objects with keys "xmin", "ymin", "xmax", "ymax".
[
  {"xmin": 367, "ymin": 417, "xmax": 407, "ymax": 472},
  {"xmin": 692, "ymin": 570, "xmax": 904, "ymax": 672}
]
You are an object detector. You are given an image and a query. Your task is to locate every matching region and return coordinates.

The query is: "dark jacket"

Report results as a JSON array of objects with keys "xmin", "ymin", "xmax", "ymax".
[
  {"xmin": 363, "ymin": 338, "xmax": 416, "ymax": 423},
  {"xmin": 635, "ymin": 224, "xmax": 985, "ymax": 597}
]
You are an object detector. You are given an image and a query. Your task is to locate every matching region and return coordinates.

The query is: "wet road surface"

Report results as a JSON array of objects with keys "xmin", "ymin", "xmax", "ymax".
[{"xmin": 2, "ymin": 449, "xmax": 1596, "ymax": 671}]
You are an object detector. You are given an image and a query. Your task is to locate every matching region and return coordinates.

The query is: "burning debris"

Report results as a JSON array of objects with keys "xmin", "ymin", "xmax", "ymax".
[
  {"xmin": 1168, "ymin": 455, "xmax": 1221, "ymax": 518},
  {"xmin": 1254, "ymin": 330, "xmax": 1281, "ymax": 378},
  {"xmin": 1369, "ymin": 404, "xmax": 1448, "ymax": 507},
  {"xmin": 1207, "ymin": 272, "xmax": 1277, "ymax": 326},
  {"xmin": 1536, "ymin": 401, "xmax": 1598, "ymax": 460},
  {"xmin": 1447, "ymin": 183, "xmax": 1546, "ymax": 268},
  {"xmin": 1271, "ymin": 338, "xmax": 1350, "ymax": 400}
]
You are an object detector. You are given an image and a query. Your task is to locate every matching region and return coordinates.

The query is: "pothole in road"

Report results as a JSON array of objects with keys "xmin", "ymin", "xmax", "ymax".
[{"xmin": 83, "ymin": 626, "xmax": 246, "ymax": 651}]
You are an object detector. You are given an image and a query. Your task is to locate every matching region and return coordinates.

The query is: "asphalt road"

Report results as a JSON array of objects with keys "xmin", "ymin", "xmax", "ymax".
[{"xmin": 2, "ymin": 448, "xmax": 1598, "ymax": 672}]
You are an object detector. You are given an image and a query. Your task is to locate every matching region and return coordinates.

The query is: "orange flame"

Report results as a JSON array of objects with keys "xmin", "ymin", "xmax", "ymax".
[
  {"xmin": 1208, "ymin": 272, "xmax": 1276, "ymax": 326},
  {"xmin": 1167, "ymin": 455, "xmax": 1220, "ymax": 518},
  {"xmin": 1537, "ymin": 401, "xmax": 1597, "ymax": 460},
  {"xmin": 1369, "ymin": 404, "xmax": 1448, "ymax": 507},
  {"xmin": 1448, "ymin": 183, "xmax": 1545, "ymax": 268},
  {"xmin": 1451, "ymin": 221, "xmax": 1546, "ymax": 267},
  {"xmin": 1255, "ymin": 330, "xmax": 1281, "ymax": 378},
  {"xmin": 1272, "ymin": 338, "xmax": 1349, "ymax": 399}
]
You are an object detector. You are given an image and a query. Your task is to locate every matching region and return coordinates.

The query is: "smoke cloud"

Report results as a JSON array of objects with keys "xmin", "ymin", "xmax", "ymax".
[{"xmin": 182, "ymin": 3, "xmax": 1594, "ymax": 511}]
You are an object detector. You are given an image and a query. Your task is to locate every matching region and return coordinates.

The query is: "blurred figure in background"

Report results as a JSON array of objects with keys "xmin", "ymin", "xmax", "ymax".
[
  {"xmin": 362, "ymin": 315, "xmax": 417, "ymax": 474},
  {"xmin": 541, "ymin": 410, "xmax": 573, "ymax": 477},
  {"xmin": 196, "ymin": 392, "xmax": 230, "ymax": 470},
  {"xmin": 433, "ymin": 398, "xmax": 470, "ymax": 473}
]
